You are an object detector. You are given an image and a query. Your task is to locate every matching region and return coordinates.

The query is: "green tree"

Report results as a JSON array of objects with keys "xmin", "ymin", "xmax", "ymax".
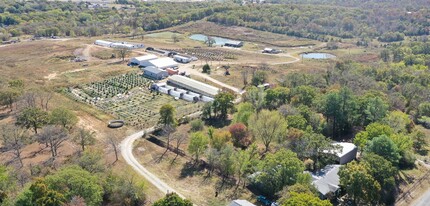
[
  {"xmin": 16, "ymin": 107, "xmax": 49, "ymax": 134},
  {"xmin": 209, "ymin": 129, "xmax": 231, "ymax": 151},
  {"xmin": 383, "ymin": 110, "xmax": 412, "ymax": 133},
  {"xmin": 115, "ymin": 47, "xmax": 131, "ymax": 62},
  {"xmin": 248, "ymin": 109, "xmax": 288, "ymax": 152},
  {"xmin": 44, "ymin": 166, "xmax": 103, "ymax": 206},
  {"xmin": 212, "ymin": 92, "xmax": 234, "ymax": 120},
  {"xmin": 0, "ymin": 88, "xmax": 21, "ymax": 111},
  {"xmin": 245, "ymin": 86, "xmax": 266, "ymax": 112},
  {"xmin": 286, "ymin": 114, "xmax": 307, "ymax": 130},
  {"xmin": 251, "ymin": 70, "xmax": 267, "ymax": 86},
  {"xmin": 353, "ymin": 122, "xmax": 393, "ymax": 149},
  {"xmin": 204, "ymin": 36, "xmax": 216, "ymax": 47},
  {"xmin": 171, "ymin": 34, "xmax": 180, "ymax": 43},
  {"xmin": 104, "ymin": 173, "xmax": 146, "ymax": 206},
  {"xmin": 265, "ymin": 87, "xmax": 290, "ymax": 109},
  {"xmin": 219, "ymin": 144, "xmax": 236, "ymax": 178},
  {"xmin": 234, "ymin": 145, "xmax": 259, "ymax": 188},
  {"xmin": 363, "ymin": 96, "xmax": 388, "ymax": 125},
  {"xmin": 290, "ymin": 85, "xmax": 317, "ymax": 107},
  {"xmin": 188, "ymin": 132, "xmax": 209, "ymax": 162},
  {"xmin": 255, "ymin": 149, "xmax": 305, "ymax": 195},
  {"xmin": 282, "ymin": 192, "xmax": 332, "ymax": 206},
  {"xmin": 339, "ymin": 161, "xmax": 381, "ymax": 205},
  {"xmin": 159, "ymin": 104, "xmax": 177, "ymax": 126},
  {"xmin": 50, "ymin": 107, "xmax": 78, "ymax": 131},
  {"xmin": 153, "ymin": 193, "xmax": 192, "ymax": 206},
  {"xmin": 364, "ymin": 135, "xmax": 401, "ymax": 166},
  {"xmin": 0, "ymin": 166, "xmax": 16, "ymax": 204},
  {"xmin": 362, "ymin": 153, "xmax": 396, "ymax": 203},
  {"xmin": 380, "ymin": 49, "xmax": 391, "ymax": 62},
  {"xmin": 233, "ymin": 102, "xmax": 254, "ymax": 125},
  {"xmin": 319, "ymin": 88, "xmax": 357, "ymax": 138},
  {"xmin": 72, "ymin": 128, "xmax": 96, "ymax": 152},
  {"xmin": 16, "ymin": 178, "xmax": 65, "ymax": 206},
  {"xmin": 291, "ymin": 132, "xmax": 338, "ymax": 170},
  {"xmin": 202, "ymin": 64, "xmax": 211, "ymax": 74}
]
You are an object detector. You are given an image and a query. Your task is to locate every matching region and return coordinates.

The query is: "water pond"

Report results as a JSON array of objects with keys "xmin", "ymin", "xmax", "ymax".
[
  {"xmin": 189, "ymin": 34, "xmax": 232, "ymax": 45},
  {"xmin": 300, "ymin": 52, "xmax": 336, "ymax": 59}
]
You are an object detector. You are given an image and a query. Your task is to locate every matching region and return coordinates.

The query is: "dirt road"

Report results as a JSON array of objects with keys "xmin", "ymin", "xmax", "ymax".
[{"xmin": 120, "ymin": 127, "xmax": 186, "ymax": 199}]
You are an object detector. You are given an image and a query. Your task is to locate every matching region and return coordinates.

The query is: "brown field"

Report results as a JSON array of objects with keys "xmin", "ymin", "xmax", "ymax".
[{"xmin": 172, "ymin": 21, "xmax": 319, "ymax": 48}]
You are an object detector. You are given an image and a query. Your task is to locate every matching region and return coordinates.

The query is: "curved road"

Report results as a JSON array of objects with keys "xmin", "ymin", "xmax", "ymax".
[{"xmin": 120, "ymin": 127, "xmax": 186, "ymax": 199}]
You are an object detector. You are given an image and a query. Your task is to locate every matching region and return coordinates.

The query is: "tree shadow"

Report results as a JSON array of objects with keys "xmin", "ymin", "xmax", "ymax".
[
  {"xmin": 179, "ymin": 161, "xmax": 205, "ymax": 179},
  {"xmin": 204, "ymin": 118, "xmax": 231, "ymax": 128}
]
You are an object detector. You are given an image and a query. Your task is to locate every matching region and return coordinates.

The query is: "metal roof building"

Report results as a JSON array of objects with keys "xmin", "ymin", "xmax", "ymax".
[
  {"xmin": 141, "ymin": 57, "xmax": 179, "ymax": 69},
  {"xmin": 142, "ymin": 66, "xmax": 168, "ymax": 80},
  {"xmin": 130, "ymin": 54, "xmax": 158, "ymax": 65},
  {"xmin": 312, "ymin": 165, "xmax": 341, "ymax": 198},
  {"xmin": 224, "ymin": 40, "xmax": 243, "ymax": 47},
  {"xmin": 167, "ymin": 75, "xmax": 219, "ymax": 97},
  {"xmin": 331, "ymin": 142, "xmax": 357, "ymax": 164}
]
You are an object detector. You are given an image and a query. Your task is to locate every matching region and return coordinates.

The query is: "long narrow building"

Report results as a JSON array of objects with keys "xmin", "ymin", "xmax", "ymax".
[{"xmin": 167, "ymin": 75, "xmax": 219, "ymax": 98}]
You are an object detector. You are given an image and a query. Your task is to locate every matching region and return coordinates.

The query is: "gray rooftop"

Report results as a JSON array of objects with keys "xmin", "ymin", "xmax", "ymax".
[
  {"xmin": 168, "ymin": 75, "xmax": 219, "ymax": 97},
  {"xmin": 142, "ymin": 66, "xmax": 165, "ymax": 74},
  {"xmin": 312, "ymin": 165, "xmax": 341, "ymax": 196}
]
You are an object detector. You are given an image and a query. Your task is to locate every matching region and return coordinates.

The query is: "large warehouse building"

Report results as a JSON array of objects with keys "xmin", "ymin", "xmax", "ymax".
[
  {"xmin": 130, "ymin": 54, "xmax": 158, "ymax": 65},
  {"xmin": 142, "ymin": 57, "xmax": 179, "ymax": 69},
  {"xmin": 167, "ymin": 75, "xmax": 219, "ymax": 98}
]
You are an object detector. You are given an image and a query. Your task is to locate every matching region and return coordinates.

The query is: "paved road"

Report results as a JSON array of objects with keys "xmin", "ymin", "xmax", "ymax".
[
  {"xmin": 413, "ymin": 189, "xmax": 430, "ymax": 206},
  {"xmin": 120, "ymin": 127, "xmax": 186, "ymax": 199}
]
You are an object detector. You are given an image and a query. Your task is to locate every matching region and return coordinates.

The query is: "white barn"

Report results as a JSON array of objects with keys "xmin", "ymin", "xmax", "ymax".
[
  {"xmin": 95, "ymin": 40, "xmax": 112, "ymax": 47},
  {"xmin": 130, "ymin": 54, "xmax": 158, "ymax": 65},
  {"xmin": 142, "ymin": 57, "xmax": 179, "ymax": 69},
  {"xmin": 173, "ymin": 55, "xmax": 192, "ymax": 63},
  {"xmin": 167, "ymin": 75, "xmax": 219, "ymax": 98}
]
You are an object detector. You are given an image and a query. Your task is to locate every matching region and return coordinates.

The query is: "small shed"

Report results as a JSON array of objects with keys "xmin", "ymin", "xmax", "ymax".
[
  {"xmin": 144, "ymin": 57, "xmax": 179, "ymax": 69},
  {"xmin": 173, "ymin": 55, "xmax": 192, "ymax": 63},
  {"xmin": 142, "ymin": 66, "xmax": 168, "ymax": 80},
  {"xmin": 130, "ymin": 54, "xmax": 158, "ymax": 65},
  {"xmin": 224, "ymin": 40, "xmax": 243, "ymax": 48}
]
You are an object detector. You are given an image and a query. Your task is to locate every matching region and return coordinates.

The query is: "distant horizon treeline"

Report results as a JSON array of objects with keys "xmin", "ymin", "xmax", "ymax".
[{"xmin": 0, "ymin": 0, "xmax": 429, "ymax": 42}]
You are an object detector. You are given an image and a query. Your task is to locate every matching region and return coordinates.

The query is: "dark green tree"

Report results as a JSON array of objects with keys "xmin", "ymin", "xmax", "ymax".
[
  {"xmin": 159, "ymin": 104, "xmax": 177, "ymax": 126},
  {"xmin": 16, "ymin": 107, "xmax": 49, "ymax": 134},
  {"xmin": 153, "ymin": 193, "xmax": 192, "ymax": 206},
  {"xmin": 212, "ymin": 92, "xmax": 234, "ymax": 120}
]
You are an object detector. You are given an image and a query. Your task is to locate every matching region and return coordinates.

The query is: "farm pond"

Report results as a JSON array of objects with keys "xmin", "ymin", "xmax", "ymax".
[
  {"xmin": 300, "ymin": 52, "xmax": 336, "ymax": 59},
  {"xmin": 189, "ymin": 34, "xmax": 233, "ymax": 45}
]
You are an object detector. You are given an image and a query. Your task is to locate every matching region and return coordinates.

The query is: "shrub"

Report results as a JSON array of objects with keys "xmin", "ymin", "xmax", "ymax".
[{"xmin": 190, "ymin": 119, "xmax": 204, "ymax": 132}]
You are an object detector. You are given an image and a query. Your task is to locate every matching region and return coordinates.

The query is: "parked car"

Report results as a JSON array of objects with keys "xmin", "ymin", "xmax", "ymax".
[{"xmin": 257, "ymin": 196, "xmax": 271, "ymax": 206}]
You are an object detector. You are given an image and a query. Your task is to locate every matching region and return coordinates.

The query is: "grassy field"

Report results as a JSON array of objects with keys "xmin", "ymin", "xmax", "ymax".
[{"xmin": 172, "ymin": 21, "xmax": 319, "ymax": 48}]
